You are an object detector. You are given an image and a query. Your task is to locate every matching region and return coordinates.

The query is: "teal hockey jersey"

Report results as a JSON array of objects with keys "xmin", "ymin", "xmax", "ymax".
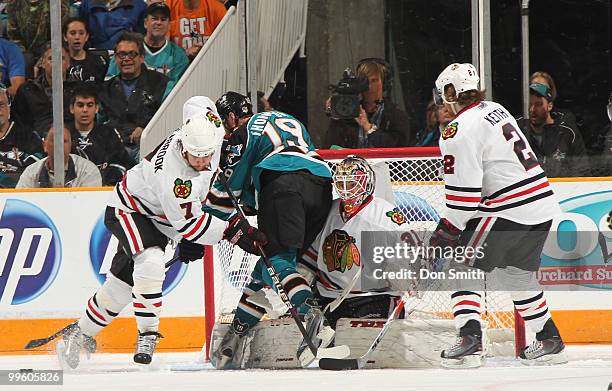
[{"xmin": 206, "ymin": 111, "xmax": 331, "ymax": 219}]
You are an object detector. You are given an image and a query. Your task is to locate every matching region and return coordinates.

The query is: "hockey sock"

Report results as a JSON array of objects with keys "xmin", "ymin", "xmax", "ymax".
[
  {"xmin": 512, "ymin": 291, "xmax": 552, "ymax": 337},
  {"xmin": 132, "ymin": 247, "xmax": 165, "ymax": 333},
  {"xmin": 263, "ymin": 250, "xmax": 312, "ymax": 313},
  {"xmin": 233, "ymin": 281, "xmax": 266, "ymax": 331},
  {"xmin": 451, "ymin": 291, "xmax": 482, "ymax": 332},
  {"xmin": 79, "ymin": 273, "xmax": 132, "ymax": 337}
]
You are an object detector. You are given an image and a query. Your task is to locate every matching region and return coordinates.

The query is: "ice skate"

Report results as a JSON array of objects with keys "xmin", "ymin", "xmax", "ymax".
[
  {"xmin": 56, "ymin": 323, "xmax": 97, "ymax": 370},
  {"xmin": 440, "ymin": 321, "xmax": 483, "ymax": 369},
  {"xmin": 133, "ymin": 331, "xmax": 162, "ymax": 365},
  {"xmin": 296, "ymin": 300, "xmax": 335, "ymax": 368},
  {"xmin": 519, "ymin": 337, "xmax": 567, "ymax": 365}
]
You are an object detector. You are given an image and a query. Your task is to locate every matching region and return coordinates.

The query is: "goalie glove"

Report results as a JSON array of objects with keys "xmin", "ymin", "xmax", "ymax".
[
  {"xmin": 224, "ymin": 214, "xmax": 268, "ymax": 255},
  {"xmin": 429, "ymin": 218, "xmax": 461, "ymax": 249},
  {"xmin": 178, "ymin": 240, "xmax": 205, "ymax": 263}
]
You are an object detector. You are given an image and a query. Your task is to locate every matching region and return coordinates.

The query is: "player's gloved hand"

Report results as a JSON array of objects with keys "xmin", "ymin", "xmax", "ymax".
[
  {"xmin": 429, "ymin": 218, "xmax": 461, "ymax": 249},
  {"xmin": 178, "ymin": 240, "xmax": 205, "ymax": 263},
  {"xmin": 223, "ymin": 214, "xmax": 268, "ymax": 255}
]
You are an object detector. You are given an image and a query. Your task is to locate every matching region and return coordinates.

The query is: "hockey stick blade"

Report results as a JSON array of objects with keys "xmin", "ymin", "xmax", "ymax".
[
  {"xmin": 24, "ymin": 321, "xmax": 77, "ymax": 349},
  {"xmin": 318, "ymin": 357, "xmax": 361, "ymax": 371}
]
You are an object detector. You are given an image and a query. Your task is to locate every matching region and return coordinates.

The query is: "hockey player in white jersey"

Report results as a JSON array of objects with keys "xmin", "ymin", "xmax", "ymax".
[
  {"xmin": 48, "ymin": 97, "xmax": 264, "ymax": 369},
  {"xmin": 429, "ymin": 63, "xmax": 567, "ymax": 368},
  {"xmin": 298, "ymin": 155, "xmax": 415, "ymax": 328}
]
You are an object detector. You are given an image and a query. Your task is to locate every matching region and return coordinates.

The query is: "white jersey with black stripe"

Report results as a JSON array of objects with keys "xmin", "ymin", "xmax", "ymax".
[
  {"xmin": 300, "ymin": 197, "xmax": 415, "ymax": 299},
  {"xmin": 107, "ymin": 130, "xmax": 227, "ymax": 245},
  {"xmin": 439, "ymin": 100, "xmax": 561, "ymax": 230}
]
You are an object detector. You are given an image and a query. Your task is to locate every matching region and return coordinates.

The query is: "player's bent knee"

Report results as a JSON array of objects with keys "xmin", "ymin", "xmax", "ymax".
[
  {"xmin": 97, "ymin": 273, "xmax": 133, "ymax": 311},
  {"xmin": 132, "ymin": 247, "xmax": 165, "ymax": 290}
]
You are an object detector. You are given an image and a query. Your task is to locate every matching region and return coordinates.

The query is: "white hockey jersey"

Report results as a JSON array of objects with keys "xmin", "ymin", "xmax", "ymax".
[
  {"xmin": 107, "ymin": 130, "xmax": 227, "ymax": 245},
  {"xmin": 300, "ymin": 197, "xmax": 412, "ymax": 299},
  {"xmin": 439, "ymin": 101, "xmax": 560, "ymax": 230}
]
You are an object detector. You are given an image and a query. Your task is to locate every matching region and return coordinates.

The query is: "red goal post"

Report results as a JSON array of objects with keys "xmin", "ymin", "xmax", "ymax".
[{"xmin": 202, "ymin": 147, "xmax": 526, "ymax": 360}]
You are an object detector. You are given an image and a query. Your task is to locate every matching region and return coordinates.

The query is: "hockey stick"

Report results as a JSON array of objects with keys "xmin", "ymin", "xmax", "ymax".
[
  {"xmin": 318, "ymin": 292, "xmax": 408, "ymax": 370},
  {"xmin": 25, "ymin": 255, "xmax": 181, "ymax": 349},
  {"xmin": 217, "ymin": 173, "xmax": 349, "ymax": 360},
  {"xmin": 24, "ymin": 321, "xmax": 79, "ymax": 349}
]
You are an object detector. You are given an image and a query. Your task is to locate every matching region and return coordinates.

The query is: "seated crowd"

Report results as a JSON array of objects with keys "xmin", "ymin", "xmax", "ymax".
[
  {"xmin": 0, "ymin": 0, "xmax": 228, "ymax": 187},
  {"xmin": 0, "ymin": 1, "xmax": 610, "ymax": 188}
]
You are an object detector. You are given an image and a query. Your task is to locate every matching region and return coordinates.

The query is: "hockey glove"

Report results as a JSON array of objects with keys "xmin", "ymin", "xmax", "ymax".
[
  {"xmin": 178, "ymin": 240, "xmax": 205, "ymax": 263},
  {"xmin": 429, "ymin": 218, "xmax": 462, "ymax": 249},
  {"xmin": 223, "ymin": 214, "xmax": 268, "ymax": 255}
]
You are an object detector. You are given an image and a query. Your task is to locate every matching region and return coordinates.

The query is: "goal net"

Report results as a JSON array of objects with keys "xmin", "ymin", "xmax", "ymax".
[{"xmin": 203, "ymin": 147, "xmax": 525, "ymax": 359}]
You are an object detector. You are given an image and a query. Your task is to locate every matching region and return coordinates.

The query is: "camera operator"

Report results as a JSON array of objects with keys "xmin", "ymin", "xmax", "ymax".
[{"xmin": 324, "ymin": 58, "xmax": 413, "ymax": 149}]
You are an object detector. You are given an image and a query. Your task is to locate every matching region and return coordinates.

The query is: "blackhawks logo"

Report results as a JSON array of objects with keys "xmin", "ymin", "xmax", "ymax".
[
  {"xmin": 442, "ymin": 122, "xmax": 458, "ymax": 140},
  {"xmin": 322, "ymin": 229, "xmax": 361, "ymax": 273},
  {"xmin": 173, "ymin": 178, "xmax": 192, "ymax": 199},
  {"xmin": 386, "ymin": 208, "xmax": 406, "ymax": 225},
  {"xmin": 206, "ymin": 110, "xmax": 222, "ymax": 128}
]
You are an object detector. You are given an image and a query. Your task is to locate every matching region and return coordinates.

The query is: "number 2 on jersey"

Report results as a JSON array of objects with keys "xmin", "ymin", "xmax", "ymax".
[{"xmin": 502, "ymin": 123, "xmax": 539, "ymax": 170}]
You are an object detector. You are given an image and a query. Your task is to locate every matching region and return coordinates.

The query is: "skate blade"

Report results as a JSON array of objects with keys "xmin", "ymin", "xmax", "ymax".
[
  {"xmin": 56, "ymin": 340, "xmax": 79, "ymax": 371},
  {"xmin": 519, "ymin": 351, "xmax": 568, "ymax": 366},
  {"xmin": 441, "ymin": 354, "xmax": 484, "ymax": 369}
]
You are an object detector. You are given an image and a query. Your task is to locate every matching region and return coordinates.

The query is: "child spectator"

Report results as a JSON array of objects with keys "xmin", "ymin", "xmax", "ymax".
[{"xmin": 64, "ymin": 17, "xmax": 110, "ymax": 84}]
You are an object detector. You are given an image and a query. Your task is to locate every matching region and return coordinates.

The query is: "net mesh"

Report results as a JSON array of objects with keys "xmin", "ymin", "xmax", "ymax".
[{"xmin": 211, "ymin": 152, "xmax": 517, "ymax": 342}]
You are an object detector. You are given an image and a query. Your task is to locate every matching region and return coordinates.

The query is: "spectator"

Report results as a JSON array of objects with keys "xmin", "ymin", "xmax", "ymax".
[
  {"xmin": 0, "ymin": 38, "xmax": 25, "ymax": 96},
  {"xmin": 12, "ymin": 44, "xmax": 79, "ymax": 138},
  {"xmin": 167, "ymin": 0, "xmax": 226, "ymax": 59},
  {"xmin": 16, "ymin": 126, "xmax": 102, "ymax": 188},
  {"xmin": 106, "ymin": 2, "xmax": 188, "ymax": 91},
  {"xmin": 0, "ymin": 86, "xmax": 43, "ymax": 187},
  {"xmin": 529, "ymin": 71, "xmax": 580, "ymax": 132},
  {"xmin": 69, "ymin": 84, "xmax": 136, "ymax": 185},
  {"xmin": 78, "ymin": 0, "xmax": 147, "ymax": 50},
  {"xmin": 98, "ymin": 32, "xmax": 170, "ymax": 160},
  {"xmin": 324, "ymin": 58, "xmax": 414, "ymax": 148},
  {"xmin": 64, "ymin": 17, "xmax": 110, "ymax": 84},
  {"xmin": 7, "ymin": 0, "xmax": 71, "ymax": 77},
  {"xmin": 516, "ymin": 83, "xmax": 590, "ymax": 178},
  {"xmin": 415, "ymin": 101, "xmax": 454, "ymax": 147}
]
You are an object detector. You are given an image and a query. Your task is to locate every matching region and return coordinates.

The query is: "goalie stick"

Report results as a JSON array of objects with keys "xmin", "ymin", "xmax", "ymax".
[
  {"xmin": 217, "ymin": 173, "xmax": 349, "ymax": 361},
  {"xmin": 25, "ymin": 255, "xmax": 181, "ymax": 350},
  {"xmin": 318, "ymin": 292, "xmax": 409, "ymax": 370}
]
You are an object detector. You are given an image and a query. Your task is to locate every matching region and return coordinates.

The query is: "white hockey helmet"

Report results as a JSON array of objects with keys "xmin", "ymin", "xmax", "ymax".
[
  {"xmin": 179, "ymin": 117, "xmax": 218, "ymax": 157},
  {"xmin": 434, "ymin": 63, "xmax": 480, "ymax": 104}
]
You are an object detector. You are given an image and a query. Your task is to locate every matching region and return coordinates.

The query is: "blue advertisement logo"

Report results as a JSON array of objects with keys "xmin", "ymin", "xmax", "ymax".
[
  {"xmin": 0, "ymin": 199, "xmax": 61, "ymax": 305},
  {"xmin": 89, "ymin": 213, "xmax": 187, "ymax": 295},
  {"xmin": 540, "ymin": 190, "xmax": 612, "ymax": 289}
]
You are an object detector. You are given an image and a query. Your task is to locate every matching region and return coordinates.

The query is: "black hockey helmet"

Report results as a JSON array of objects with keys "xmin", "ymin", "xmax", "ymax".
[{"xmin": 215, "ymin": 91, "xmax": 253, "ymax": 122}]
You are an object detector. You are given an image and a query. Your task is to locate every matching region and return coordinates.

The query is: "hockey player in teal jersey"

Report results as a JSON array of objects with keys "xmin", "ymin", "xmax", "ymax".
[{"xmin": 207, "ymin": 92, "xmax": 334, "ymax": 369}]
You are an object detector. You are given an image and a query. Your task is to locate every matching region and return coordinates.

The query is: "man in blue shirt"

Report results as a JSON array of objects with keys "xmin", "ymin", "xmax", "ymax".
[{"xmin": 0, "ymin": 38, "xmax": 25, "ymax": 96}]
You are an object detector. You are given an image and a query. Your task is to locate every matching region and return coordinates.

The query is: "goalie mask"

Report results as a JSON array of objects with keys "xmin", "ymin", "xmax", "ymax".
[
  {"xmin": 333, "ymin": 155, "xmax": 375, "ymax": 213},
  {"xmin": 434, "ymin": 63, "xmax": 480, "ymax": 105}
]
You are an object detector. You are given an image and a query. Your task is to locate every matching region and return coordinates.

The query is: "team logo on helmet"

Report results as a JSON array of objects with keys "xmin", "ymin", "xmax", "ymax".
[
  {"xmin": 206, "ymin": 110, "xmax": 222, "ymax": 128},
  {"xmin": 322, "ymin": 229, "xmax": 361, "ymax": 273},
  {"xmin": 385, "ymin": 208, "xmax": 406, "ymax": 226},
  {"xmin": 442, "ymin": 122, "xmax": 459, "ymax": 140},
  {"xmin": 173, "ymin": 178, "xmax": 192, "ymax": 199}
]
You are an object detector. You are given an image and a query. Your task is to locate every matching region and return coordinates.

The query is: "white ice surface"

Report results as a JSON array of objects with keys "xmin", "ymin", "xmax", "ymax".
[{"xmin": 0, "ymin": 345, "xmax": 611, "ymax": 391}]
